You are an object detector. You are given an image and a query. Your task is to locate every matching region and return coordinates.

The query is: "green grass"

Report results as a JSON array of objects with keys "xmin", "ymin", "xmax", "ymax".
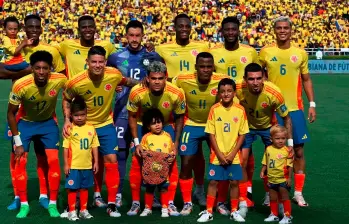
[{"xmin": 0, "ymin": 75, "xmax": 349, "ymax": 223}]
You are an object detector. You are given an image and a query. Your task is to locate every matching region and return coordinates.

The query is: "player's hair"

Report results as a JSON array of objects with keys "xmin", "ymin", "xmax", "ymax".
[
  {"xmin": 71, "ymin": 96, "xmax": 87, "ymax": 114},
  {"xmin": 218, "ymin": 78, "xmax": 236, "ymax": 91},
  {"xmin": 78, "ymin": 15, "xmax": 95, "ymax": 27},
  {"xmin": 142, "ymin": 108, "xmax": 165, "ymax": 131},
  {"xmin": 244, "ymin": 63, "xmax": 263, "ymax": 78},
  {"xmin": 88, "ymin": 46, "xmax": 106, "ymax": 58},
  {"xmin": 29, "ymin": 50, "xmax": 53, "ymax": 67},
  {"xmin": 196, "ymin": 52, "xmax": 214, "ymax": 64},
  {"xmin": 126, "ymin": 20, "xmax": 144, "ymax": 33},
  {"xmin": 24, "ymin": 14, "xmax": 41, "ymax": 25},
  {"xmin": 4, "ymin": 16, "xmax": 19, "ymax": 28},
  {"xmin": 270, "ymin": 124, "xmax": 288, "ymax": 137},
  {"xmin": 273, "ymin": 16, "xmax": 292, "ymax": 28},
  {"xmin": 174, "ymin": 13, "xmax": 190, "ymax": 26},
  {"xmin": 146, "ymin": 61, "xmax": 167, "ymax": 76},
  {"xmin": 221, "ymin": 16, "xmax": 240, "ymax": 29}
]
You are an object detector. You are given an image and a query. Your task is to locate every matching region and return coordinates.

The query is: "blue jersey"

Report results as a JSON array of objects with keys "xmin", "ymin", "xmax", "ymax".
[{"xmin": 107, "ymin": 46, "xmax": 162, "ymax": 120}]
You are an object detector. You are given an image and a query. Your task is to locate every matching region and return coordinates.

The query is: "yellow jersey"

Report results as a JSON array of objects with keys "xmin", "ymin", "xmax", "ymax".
[
  {"xmin": 64, "ymin": 67, "xmax": 125, "ymax": 128},
  {"xmin": 127, "ymin": 82, "xmax": 186, "ymax": 125},
  {"xmin": 9, "ymin": 73, "xmax": 67, "ymax": 122},
  {"xmin": 174, "ymin": 73, "xmax": 230, "ymax": 126},
  {"xmin": 141, "ymin": 131, "xmax": 174, "ymax": 153},
  {"xmin": 205, "ymin": 102, "xmax": 249, "ymax": 165},
  {"xmin": 259, "ymin": 44, "xmax": 309, "ymax": 111},
  {"xmin": 63, "ymin": 123, "xmax": 100, "ymax": 169},
  {"xmin": 155, "ymin": 41, "xmax": 209, "ymax": 78},
  {"xmin": 236, "ymin": 80, "xmax": 289, "ymax": 129},
  {"xmin": 23, "ymin": 42, "xmax": 65, "ymax": 72},
  {"xmin": 58, "ymin": 39, "xmax": 116, "ymax": 79},
  {"xmin": 262, "ymin": 145, "xmax": 293, "ymax": 184},
  {"xmin": 210, "ymin": 44, "xmax": 259, "ymax": 80},
  {"xmin": 2, "ymin": 36, "xmax": 26, "ymax": 65}
]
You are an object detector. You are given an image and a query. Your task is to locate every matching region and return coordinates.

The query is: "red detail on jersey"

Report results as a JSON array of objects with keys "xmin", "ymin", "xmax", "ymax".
[
  {"xmin": 88, "ymin": 131, "xmax": 92, "ymax": 136},
  {"xmin": 180, "ymin": 144, "xmax": 187, "ymax": 152},
  {"xmin": 291, "ymin": 55, "xmax": 298, "ymax": 63},
  {"xmin": 277, "ymin": 154, "xmax": 283, "ymax": 159},
  {"xmin": 48, "ymin": 89, "xmax": 57, "ymax": 97},
  {"xmin": 191, "ymin": 50, "xmax": 199, "ymax": 57},
  {"xmin": 240, "ymin": 56, "xmax": 248, "ymax": 64},
  {"xmin": 210, "ymin": 88, "xmax": 218, "ymax": 96},
  {"xmin": 209, "ymin": 169, "xmax": 215, "ymax": 176},
  {"xmin": 261, "ymin": 102, "xmax": 269, "ymax": 109},
  {"xmin": 68, "ymin": 180, "xmax": 74, "ymax": 186},
  {"xmin": 162, "ymin": 101, "xmax": 170, "ymax": 109},
  {"xmin": 7, "ymin": 130, "xmax": 12, "ymax": 137},
  {"xmin": 164, "ymin": 143, "xmax": 168, "ymax": 148},
  {"xmin": 233, "ymin": 116, "xmax": 239, "ymax": 123},
  {"xmin": 105, "ymin": 84, "xmax": 112, "ymax": 91}
]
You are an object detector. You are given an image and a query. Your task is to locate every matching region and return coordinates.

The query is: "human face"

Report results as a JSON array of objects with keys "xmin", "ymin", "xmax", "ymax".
[
  {"xmin": 175, "ymin": 18, "xmax": 191, "ymax": 40},
  {"xmin": 79, "ymin": 19, "xmax": 96, "ymax": 41},
  {"xmin": 274, "ymin": 21, "xmax": 292, "ymax": 42},
  {"xmin": 146, "ymin": 72, "xmax": 166, "ymax": 93},
  {"xmin": 25, "ymin": 19, "xmax": 42, "ymax": 41},
  {"xmin": 5, "ymin": 22, "xmax": 19, "ymax": 39},
  {"xmin": 219, "ymin": 84, "xmax": 235, "ymax": 105},
  {"xmin": 149, "ymin": 118, "xmax": 163, "ymax": 135},
  {"xmin": 72, "ymin": 109, "xmax": 87, "ymax": 126},
  {"xmin": 222, "ymin": 22, "xmax": 239, "ymax": 43},
  {"xmin": 245, "ymin": 71, "xmax": 263, "ymax": 94},
  {"xmin": 32, "ymin": 61, "xmax": 50, "ymax": 87},
  {"xmin": 126, "ymin": 27, "xmax": 143, "ymax": 50},
  {"xmin": 86, "ymin": 55, "xmax": 106, "ymax": 76},
  {"xmin": 195, "ymin": 57, "xmax": 214, "ymax": 84},
  {"xmin": 271, "ymin": 131, "xmax": 287, "ymax": 148}
]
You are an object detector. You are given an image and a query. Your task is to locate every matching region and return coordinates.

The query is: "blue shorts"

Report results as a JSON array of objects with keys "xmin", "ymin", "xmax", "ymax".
[
  {"xmin": 179, "ymin": 125, "xmax": 209, "ymax": 156},
  {"xmin": 241, "ymin": 128, "xmax": 272, "ymax": 149},
  {"xmin": 96, "ymin": 124, "xmax": 118, "ymax": 156},
  {"xmin": 115, "ymin": 118, "xmax": 131, "ymax": 149},
  {"xmin": 142, "ymin": 180, "xmax": 169, "ymax": 189},
  {"xmin": 276, "ymin": 110, "xmax": 310, "ymax": 145},
  {"xmin": 65, "ymin": 169, "xmax": 94, "ymax": 189},
  {"xmin": 268, "ymin": 182, "xmax": 291, "ymax": 192},
  {"xmin": 207, "ymin": 164, "xmax": 243, "ymax": 181},
  {"xmin": 14, "ymin": 119, "xmax": 59, "ymax": 152},
  {"xmin": 5, "ymin": 61, "xmax": 29, "ymax": 71}
]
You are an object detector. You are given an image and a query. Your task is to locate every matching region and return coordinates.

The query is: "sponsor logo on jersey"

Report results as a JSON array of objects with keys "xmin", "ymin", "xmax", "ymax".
[
  {"xmin": 261, "ymin": 102, "xmax": 269, "ymax": 109},
  {"xmin": 68, "ymin": 180, "xmax": 74, "ymax": 186},
  {"xmin": 162, "ymin": 101, "xmax": 170, "ymax": 109},
  {"xmin": 85, "ymin": 90, "xmax": 92, "ymax": 95},
  {"xmin": 217, "ymin": 117, "xmax": 222, "ymax": 121},
  {"xmin": 291, "ymin": 55, "xmax": 298, "ymax": 63},
  {"xmin": 209, "ymin": 169, "xmax": 215, "ymax": 176},
  {"xmin": 280, "ymin": 104, "xmax": 287, "ymax": 113},
  {"xmin": 191, "ymin": 49, "xmax": 199, "ymax": 57},
  {"xmin": 210, "ymin": 88, "xmax": 218, "ymax": 96},
  {"xmin": 233, "ymin": 116, "xmax": 239, "ymax": 123},
  {"xmin": 270, "ymin": 57, "xmax": 278, "ymax": 62},
  {"xmin": 105, "ymin": 84, "xmax": 112, "ymax": 91},
  {"xmin": 180, "ymin": 144, "xmax": 187, "ymax": 151},
  {"xmin": 218, "ymin": 58, "xmax": 225, "ymax": 63},
  {"xmin": 29, "ymin": 95, "xmax": 36, "ymax": 101},
  {"xmin": 240, "ymin": 56, "xmax": 248, "ymax": 64},
  {"xmin": 73, "ymin": 50, "xmax": 81, "ymax": 55},
  {"xmin": 49, "ymin": 89, "xmax": 57, "ymax": 97},
  {"xmin": 277, "ymin": 154, "xmax": 284, "ymax": 159},
  {"xmin": 189, "ymin": 90, "xmax": 197, "ymax": 95},
  {"xmin": 88, "ymin": 131, "xmax": 92, "ymax": 136},
  {"xmin": 171, "ymin": 52, "xmax": 178, "ymax": 56}
]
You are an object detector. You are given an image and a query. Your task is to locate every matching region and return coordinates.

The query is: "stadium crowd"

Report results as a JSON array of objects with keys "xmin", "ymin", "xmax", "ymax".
[{"xmin": 0, "ymin": 0, "xmax": 348, "ymax": 49}]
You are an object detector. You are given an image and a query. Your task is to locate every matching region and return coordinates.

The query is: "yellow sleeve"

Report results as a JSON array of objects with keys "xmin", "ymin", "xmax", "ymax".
[
  {"xmin": 274, "ymin": 94, "xmax": 289, "ymax": 118},
  {"xmin": 9, "ymin": 83, "xmax": 23, "ymax": 106},
  {"xmin": 127, "ymin": 88, "xmax": 140, "ymax": 113},
  {"xmin": 62, "ymin": 136, "xmax": 70, "ymax": 148},
  {"xmin": 106, "ymin": 42, "xmax": 116, "ymax": 56},
  {"xmin": 238, "ymin": 108, "xmax": 249, "ymax": 135},
  {"xmin": 171, "ymin": 76, "xmax": 178, "ymax": 85},
  {"xmin": 63, "ymin": 81, "xmax": 77, "ymax": 100},
  {"xmin": 155, "ymin": 45, "xmax": 164, "ymax": 58},
  {"xmin": 3, "ymin": 36, "xmax": 16, "ymax": 54},
  {"xmin": 50, "ymin": 47, "xmax": 65, "ymax": 72},
  {"xmin": 204, "ymin": 107, "xmax": 215, "ymax": 134},
  {"xmin": 252, "ymin": 49, "xmax": 260, "ymax": 65},
  {"xmin": 174, "ymin": 91, "xmax": 186, "ymax": 115},
  {"xmin": 286, "ymin": 157, "xmax": 293, "ymax": 167},
  {"xmin": 300, "ymin": 50, "xmax": 309, "ymax": 74},
  {"xmin": 141, "ymin": 135, "xmax": 149, "ymax": 150},
  {"xmin": 262, "ymin": 150, "xmax": 267, "ymax": 165},
  {"xmin": 90, "ymin": 129, "xmax": 100, "ymax": 147},
  {"xmin": 57, "ymin": 41, "xmax": 65, "ymax": 57},
  {"xmin": 258, "ymin": 49, "xmax": 267, "ymax": 68}
]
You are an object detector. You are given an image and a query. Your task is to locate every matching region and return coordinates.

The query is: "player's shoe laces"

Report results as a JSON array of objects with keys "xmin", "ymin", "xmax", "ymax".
[
  {"xmin": 140, "ymin": 208, "xmax": 152, "ymax": 217},
  {"xmin": 194, "ymin": 191, "xmax": 207, "ymax": 206},
  {"xmin": 293, "ymin": 193, "xmax": 309, "ymax": 207},
  {"xmin": 180, "ymin": 202, "xmax": 193, "ymax": 216},
  {"xmin": 263, "ymin": 192, "xmax": 270, "ymax": 206},
  {"xmin": 16, "ymin": 205, "xmax": 30, "ymax": 218},
  {"xmin": 230, "ymin": 211, "xmax": 245, "ymax": 222},
  {"xmin": 264, "ymin": 213, "xmax": 279, "ymax": 222},
  {"xmin": 161, "ymin": 208, "xmax": 170, "ymax": 218},
  {"xmin": 197, "ymin": 210, "xmax": 213, "ymax": 222},
  {"xmin": 279, "ymin": 216, "xmax": 292, "ymax": 224},
  {"xmin": 7, "ymin": 198, "xmax": 20, "ymax": 210},
  {"xmin": 68, "ymin": 210, "xmax": 79, "ymax": 221},
  {"xmin": 107, "ymin": 204, "xmax": 121, "ymax": 217},
  {"xmin": 127, "ymin": 202, "xmax": 141, "ymax": 216},
  {"xmin": 116, "ymin": 194, "xmax": 122, "ymax": 208},
  {"xmin": 79, "ymin": 210, "xmax": 93, "ymax": 219},
  {"xmin": 153, "ymin": 196, "xmax": 162, "ymax": 208},
  {"xmin": 217, "ymin": 202, "xmax": 230, "ymax": 216},
  {"xmin": 93, "ymin": 196, "xmax": 107, "ymax": 208},
  {"xmin": 39, "ymin": 197, "xmax": 49, "ymax": 209},
  {"xmin": 168, "ymin": 203, "xmax": 180, "ymax": 216},
  {"xmin": 48, "ymin": 204, "xmax": 60, "ymax": 217},
  {"xmin": 60, "ymin": 206, "xmax": 69, "ymax": 218}
]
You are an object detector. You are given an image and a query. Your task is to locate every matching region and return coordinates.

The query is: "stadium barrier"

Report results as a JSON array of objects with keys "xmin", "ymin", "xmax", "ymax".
[{"xmin": 309, "ymin": 60, "xmax": 349, "ymax": 74}]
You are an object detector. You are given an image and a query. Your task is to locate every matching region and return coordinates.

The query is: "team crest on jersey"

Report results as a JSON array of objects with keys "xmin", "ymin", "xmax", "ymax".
[
  {"xmin": 290, "ymin": 55, "xmax": 298, "ymax": 63},
  {"xmin": 261, "ymin": 102, "xmax": 269, "ymax": 109},
  {"xmin": 88, "ymin": 131, "xmax": 92, "ymax": 136},
  {"xmin": 277, "ymin": 154, "xmax": 284, "ymax": 159},
  {"xmin": 209, "ymin": 169, "xmax": 215, "ymax": 176},
  {"xmin": 68, "ymin": 180, "xmax": 74, "ymax": 186},
  {"xmin": 105, "ymin": 84, "xmax": 112, "ymax": 91},
  {"xmin": 48, "ymin": 89, "xmax": 57, "ymax": 97},
  {"xmin": 143, "ymin": 59, "xmax": 150, "ymax": 66},
  {"xmin": 180, "ymin": 144, "xmax": 187, "ymax": 152},
  {"xmin": 191, "ymin": 50, "xmax": 199, "ymax": 57},
  {"xmin": 164, "ymin": 143, "xmax": 168, "ymax": 148},
  {"xmin": 210, "ymin": 88, "xmax": 218, "ymax": 96},
  {"xmin": 162, "ymin": 101, "xmax": 170, "ymax": 109},
  {"xmin": 240, "ymin": 56, "xmax": 248, "ymax": 64},
  {"xmin": 233, "ymin": 116, "xmax": 239, "ymax": 123}
]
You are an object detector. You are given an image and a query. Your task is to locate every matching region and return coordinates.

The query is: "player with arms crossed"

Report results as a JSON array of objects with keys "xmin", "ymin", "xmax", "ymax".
[
  {"xmin": 127, "ymin": 61, "xmax": 185, "ymax": 216},
  {"xmin": 197, "ymin": 78, "xmax": 248, "ymax": 223},
  {"xmin": 63, "ymin": 46, "xmax": 139, "ymax": 217},
  {"xmin": 107, "ymin": 20, "xmax": 162, "ymax": 207},
  {"xmin": 259, "ymin": 16, "xmax": 316, "ymax": 206},
  {"xmin": 7, "ymin": 51, "xmax": 67, "ymax": 218},
  {"xmin": 174, "ymin": 52, "xmax": 230, "ymax": 215},
  {"xmin": 235, "ymin": 63, "xmax": 293, "ymax": 214}
]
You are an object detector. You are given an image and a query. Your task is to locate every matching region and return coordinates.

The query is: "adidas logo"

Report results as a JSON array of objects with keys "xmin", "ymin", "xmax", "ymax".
[
  {"xmin": 216, "ymin": 117, "xmax": 222, "ymax": 121},
  {"xmin": 85, "ymin": 90, "xmax": 92, "ymax": 95},
  {"xmin": 189, "ymin": 90, "xmax": 197, "ymax": 95},
  {"xmin": 56, "ymin": 142, "xmax": 60, "ymax": 146},
  {"xmin": 29, "ymin": 96, "xmax": 36, "ymax": 101},
  {"xmin": 302, "ymin": 134, "xmax": 308, "ymax": 140},
  {"xmin": 74, "ymin": 133, "xmax": 78, "ymax": 136},
  {"xmin": 171, "ymin": 52, "xmax": 178, "ymax": 56},
  {"xmin": 142, "ymin": 102, "xmax": 151, "ymax": 107},
  {"xmin": 270, "ymin": 57, "xmax": 277, "ymax": 62},
  {"xmin": 122, "ymin": 60, "xmax": 129, "ymax": 66},
  {"xmin": 74, "ymin": 50, "xmax": 81, "ymax": 55},
  {"xmin": 218, "ymin": 58, "xmax": 225, "ymax": 63},
  {"xmin": 149, "ymin": 143, "xmax": 154, "ymax": 147}
]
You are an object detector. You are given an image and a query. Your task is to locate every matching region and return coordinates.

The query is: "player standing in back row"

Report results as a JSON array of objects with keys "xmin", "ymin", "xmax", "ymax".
[{"xmin": 259, "ymin": 16, "xmax": 316, "ymax": 207}]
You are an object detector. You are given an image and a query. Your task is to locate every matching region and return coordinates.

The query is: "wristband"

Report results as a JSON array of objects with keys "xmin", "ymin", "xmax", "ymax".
[
  {"xmin": 134, "ymin": 138, "xmax": 140, "ymax": 146},
  {"xmin": 287, "ymin": 139, "xmax": 294, "ymax": 147},
  {"xmin": 13, "ymin": 135, "xmax": 23, "ymax": 147},
  {"xmin": 309, "ymin": 101, "xmax": 316, "ymax": 108}
]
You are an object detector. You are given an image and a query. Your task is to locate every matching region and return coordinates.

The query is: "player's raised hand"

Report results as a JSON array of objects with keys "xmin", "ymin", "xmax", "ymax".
[
  {"xmin": 14, "ymin": 145, "xmax": 25, "ymax": 159},
  {"xmin": 93, "ymin": 162, "xmax": 99, "ymax": 174},
  {"xmin": 64, "ymin": 163, "xmax": 70, "ymax": 175},
  {"xmin": 308, "ymin": 107, "xmax": 316, "ymax": 123},
  {"xmin": 62, "ymin": 119, "xmax": 72, "ymax": 138}
]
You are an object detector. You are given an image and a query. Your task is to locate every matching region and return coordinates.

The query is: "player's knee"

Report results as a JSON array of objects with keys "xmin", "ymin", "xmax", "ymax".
[
  {"xmin": 208, "ymin": 180, "xmax": 218, "ymax": 189},
  {"xmin": 294, "ymin": 146, "xmax": 304, "ymax": 160},
  {"xmin": 103, "ymin": 154, "xmax": 117, "ymax": 163},
  {"xmin": 229, "ymin": 180, "xmax": 239, "ymax": 188}
]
